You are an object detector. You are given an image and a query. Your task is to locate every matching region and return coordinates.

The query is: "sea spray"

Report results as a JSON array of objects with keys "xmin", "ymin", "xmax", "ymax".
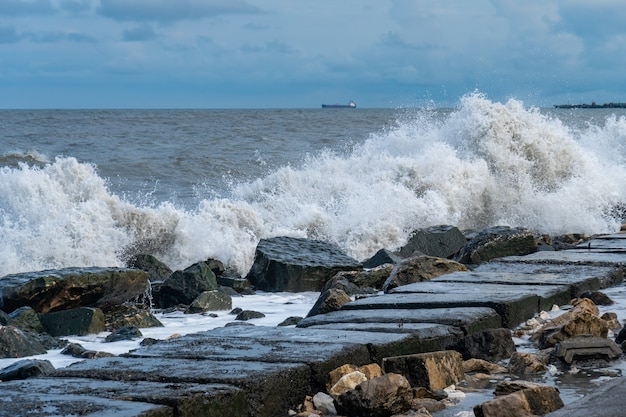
[{"xmin": 2, "ymin": 93, "xmax": 626, "ymax": 278}]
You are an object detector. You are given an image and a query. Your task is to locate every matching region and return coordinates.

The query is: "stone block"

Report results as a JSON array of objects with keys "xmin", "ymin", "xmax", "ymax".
[
  {"xmin": 39, "ymin": 307, "xmax": 105, "ymax": 336},
  {"xmin": 382, "ymin": 350, "xmax": 464, "ymax": 391}
]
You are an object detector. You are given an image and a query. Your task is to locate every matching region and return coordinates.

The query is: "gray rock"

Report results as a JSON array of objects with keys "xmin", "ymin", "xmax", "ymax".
[
  {"xmin": 8, "ymin": 306, "xmax": 44, "ymax": 333},
  {"xmin": 555, "ymin": 335, "xmax": 622, "ymax": 364},
  {"xmin": 306, "ymin": 288, "xmax": 352, "ymax": 318},
  {"xmin": 105, "ymin": 326, "xmax": 143, "ymax": 343},
  {"xmin": 126, "ymin": 254, "xmax": 173, "ymax": 282},
  {"xmin": 399, "ymin": 225, "xmax": 467, "ymax": 259},
  {"xmin": 447, "ymin": 328, "xmax": 517, "ymax": 362},
  {"xmin": 185, "ymin": 290, "xmax": 232, "ymax": 314},
  {"xmin": 0, "ymin": 326, "xmax": 47, "ymax": 358},
  {"xmin": 362, "ymin": 249, "xmax": 403, "ymax": 269},
  {"xmin": 245, "ymin": 236, "xmax": 362, "ymax": 292},
  {"xmin": 0, "ymin": 359, "xmax": 55, "ymax": 381},
  {"xmin": 39, "ymin": 307, "xmax": 105, "ymax": 337},
  {"xmin": 235, "ymin": 310, "xmax": 266, "ymax": 321},
  {"xmin": 156, "ymin": 262, "xmax": 218, "ymax": 308},
  {"xmin": 454, "ymin": 226, "xmax": 537, "ymax": 265},
  {"xmin": 382, "ymin": 256, "xmax": 468, "ymax": 293}
]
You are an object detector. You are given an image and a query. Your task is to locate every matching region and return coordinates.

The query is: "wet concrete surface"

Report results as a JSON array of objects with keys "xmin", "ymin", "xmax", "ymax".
[{"xmin": 1, "ymin": 234, "xmax": 626, "ymax": 416}]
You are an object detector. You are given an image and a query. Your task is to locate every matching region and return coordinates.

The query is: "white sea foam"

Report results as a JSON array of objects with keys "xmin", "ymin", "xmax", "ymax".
[{"xmin": 2, "ymin": 93, "xmax": 626, "ymax": 277}]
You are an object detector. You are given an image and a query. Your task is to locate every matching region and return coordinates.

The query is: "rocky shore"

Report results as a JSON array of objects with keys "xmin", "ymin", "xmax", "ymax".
[{"xmin": 1, "ymin": 225, "xmax": 625, "ymax": 416}]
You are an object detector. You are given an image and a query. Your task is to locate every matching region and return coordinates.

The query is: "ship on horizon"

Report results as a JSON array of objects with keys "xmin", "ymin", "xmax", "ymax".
[
  {"xmin": 321, "ymin": 100, "xmax": 356, "ymax": 109},
  {"xmin": 554, "ymin": 101, "xmax": 626, "ymax": 109}
]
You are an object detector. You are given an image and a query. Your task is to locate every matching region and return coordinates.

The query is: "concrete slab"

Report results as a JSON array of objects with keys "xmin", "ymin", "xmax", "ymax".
[
  {"xmin": 498, "ymin": 250, "xmax": 626, "ymax": 269},
  {"xmin": 341, "ymin": 291, "xmax": 539, "ymax": 328},
  {"xmin": 393, "ymin": 281, "xmax": 570, "ymax": 320},
  {"xmin": 0, "ymin": 378, "xmax": 245, "ymax": 417},
  {"xmin": 53, "ymin": 357, "xmax": 311, "ymax": 417},
  {"xmin": 0, "ymin": 391, "xmax": 172, "ymax": 417},
  {"xmin": 547, "ymin": 377, "xmax": 626, "ymax": 417},
  {"xmin": 297, "ymin": 307, "xmax": 501, "ymax": 335},
  {"xmin": 472, "ymin": 263, "xmax": 622, "ymax": 292}
]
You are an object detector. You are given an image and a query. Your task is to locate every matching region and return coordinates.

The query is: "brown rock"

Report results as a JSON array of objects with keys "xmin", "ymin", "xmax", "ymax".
[
  {"xmin": 306, "ymin": 288, "xmax": 352, "ymax": 318},
  {"xmin": 383, "ymin": 256, "xmax": 468, "ymax": 293},
  {"xmin": 382, "ymin": 350, "xmax": 464, "ymax": 391},
  {"xmin": 336, "ymin": 373, "xmax": 413, "ymax": 417},
  {"xmin": 474, "ymin": 385, "xmax": 564, "ymax": 417},
  {"xmin": 463, "ymin": 358, "xmax": 508, "ymax": 374},
  {"xmin": 507, "ymin": 352, "xmax": 547, "ymax": 374},
  {"xmin": 539, "ymin": 310, "xmax": 609, "ymax": 348}
]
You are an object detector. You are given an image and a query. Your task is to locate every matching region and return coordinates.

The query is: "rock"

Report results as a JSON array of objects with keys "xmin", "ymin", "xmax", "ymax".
[
  {"xmin": 126, "ymin": 254, "xmax": 173, "ymax": 282},
  {"xmin": 335, "ymin": 373, "xmax": 413, "ymax": 417},
  {"xmin": 8, "ymin": 306, "xmax": 44, "ymax": 333},
  {"xmin": 463, "ymin": 358, "xmax": 508, "ymax": 374},
  {"xmin": 493, "ymin": 380, "xmax": 544, "ymax": 396},
  {"xmin": 398, "ymin": 225, "xmax": 467, "ymax": 259},
  {"xmin": 245, "ymin": 236, "xmax": 362, "ymax": 292},
  {"xmin": 382, "ymin": 350, "xmax": 464, "ymax": 392},
  {"xmin": 306, "ymin": 288, "xmax": 352, "ymax": 318},
  {"xmin": 0, "ymin": 359, "xmax": 55, "ymax": 381},
  {"xmin": 454, "ymin": 226, "xmax": 537, "ymax": 265},
  {"xmin": 216, "ymin": 273, "xmax": 252, "ymax": 293},
  {"xmin": 447, "ymin": 328, "xmax": 516, "ymax": 362},
  {"xmin": 537, "ymin": 310, "xmax": 609, "ymax": 349},
  {"xmin": 185, "ymin": 290, "xmax": 232, "ymax": 314},
  {"xmin": 39, "ymin": 307, "xmax": 105, "ymax": 337},
  {"xmin": 507, "ymin": 352, "xmax": 547, "ymax": 374},
  {"xmin": 60, "ymin": 343, "xmax": 113, "ymax": 359},
  {"xmin": 0, "ymin": 326, "xmax": 47, "ymax": 358},
  {"xmin": 382, "ymin": 256, "xmax": 469, "ymax": 293},
  {"xmin": 155, "ymin": 262, "xmax": 218, "ymax": 308},
  {"xmin": 600, "ymin": 312, "xmax": 621, "ymax": 330},
  {"xmin": 99, "ymin": 303, "xmax": 163, "ymax": 331},
  {"xmin": 321, "ymin": 275, "xmax": 367, "ymax": 296},
  {"xmin": 104, "ymin": 325, "xmax": 143, "ymax": 342},
  {"xmin": 235, "ymin": 310, "xmax": 265, "ymax": 321},
  {"xmin": 474, "ymin": 384, "xmax": 564, "ymax": 417},
  {"xmin": 555, "ymin": 335, "xmax": 622, "ymax": 365},
  {"xmin": 0, "ymin": 310, "xmax": 9, "ymax": 325},
  {"xmin": 579, "ymin": 291, "xmax": 614, "ymax": 305},
  {"xmin": 615, "ymin": 323, "xmax": 626, "ymax": 344},
  {"xmin": 327, "ymin": 363, "xmax": 383, "ymax": 393},
  {"xmin": 362, "ymin": 249, "xmax": 403, "ymax": 269},
  {"xmin": 0, "ymin": 267, "xmax": 150, "ymax": 314},
  {"xmin": 277, "ymin": 316, "xmax": 303, "ymax": 326},
  {"xmin": 312, "ymin": 392, "xmax": 337, "ymax": 415},
  {"xmin": 329, "ymin": 371, "xmax": 368, "ymax": 397}
]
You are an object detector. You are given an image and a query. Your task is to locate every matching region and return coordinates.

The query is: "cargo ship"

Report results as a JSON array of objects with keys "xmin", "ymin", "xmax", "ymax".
[{"xmin": 322, "ymin": 100, "xmax": 356, "ymax": 109}]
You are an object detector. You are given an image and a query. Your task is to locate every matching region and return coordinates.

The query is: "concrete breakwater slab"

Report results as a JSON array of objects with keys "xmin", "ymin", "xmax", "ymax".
[
  {"xmin": 123, "ymin": 325, "xmax": 455, "ymax": 387},
  {"xmin": 342, "ymin": 291, "xmax": 539, "ymax": 328},
  {"xmin": 297, "ymin": 306, "xmax": 501, "ymax": 335},
  {"xmin": 392, "ymin": 280, "xmax": 572, "ymax": 312},
  {"xmin": 498, "ymin": 249, "xmax": 626, "ymax": 269},
  {"xmin": 54, "ymin": 357, "xmax": 311, "ymax": 417},
  {"xmin": 472, "ymin": 263, "xmax": 622, "ymax": 293},
  {"xmin": 0, "ymin": 378, "xmax": 245, "ymax": 417}
]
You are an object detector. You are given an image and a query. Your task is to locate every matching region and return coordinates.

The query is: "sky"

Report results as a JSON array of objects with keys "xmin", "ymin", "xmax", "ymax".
[{"xmin": 1, "ymin": 0, "xmax": 626, "ymax": 109}]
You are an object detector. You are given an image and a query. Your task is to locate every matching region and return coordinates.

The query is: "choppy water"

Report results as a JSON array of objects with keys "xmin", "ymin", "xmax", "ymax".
[{"xmin": 2, "ymin": 93, "xmax": 626, "ymax": 277}]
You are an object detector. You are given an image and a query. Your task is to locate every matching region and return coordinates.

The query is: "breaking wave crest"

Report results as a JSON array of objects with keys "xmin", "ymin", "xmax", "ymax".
[{"xmin": 2, "ymin": 93, "xmax": 626, "ymax": 277}]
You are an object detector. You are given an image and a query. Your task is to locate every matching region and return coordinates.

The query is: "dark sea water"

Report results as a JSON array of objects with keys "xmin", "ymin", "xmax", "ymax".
[{"xmin": 2, "ymin": 93, "xmax": 626, "ymax": 277}]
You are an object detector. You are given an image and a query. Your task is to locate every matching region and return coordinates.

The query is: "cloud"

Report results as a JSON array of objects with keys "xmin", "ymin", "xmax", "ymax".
[
  {"xmin": 122, "ymin": 24, "xmax": 157, "ymax": 41},
  {"xmin": 0, "ymin": 25, "xmax": 21, "ymax": 43},
  {"xmin": 0, "ymin": 0, "xmax": 55, "ymax": 16},
  {"xmin": 98, "ymin": 0, "xmax": 261, "ymax": 22}
]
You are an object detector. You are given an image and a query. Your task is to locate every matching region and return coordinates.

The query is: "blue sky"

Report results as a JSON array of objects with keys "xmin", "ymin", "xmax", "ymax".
[{"xmin": 1, "ymin": 0, "xmax": 626, "ymax": 109}]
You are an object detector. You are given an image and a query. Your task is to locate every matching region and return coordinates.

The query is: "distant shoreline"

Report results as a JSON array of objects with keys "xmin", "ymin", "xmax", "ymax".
[{"xmin": 554, "ymin": 102, "xmax": 626, "ymax": 109}]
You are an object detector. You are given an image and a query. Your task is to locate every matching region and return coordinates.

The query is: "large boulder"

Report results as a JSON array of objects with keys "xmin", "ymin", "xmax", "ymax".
[
  {"xmin": 38, "ymin": 307, "xmax": 105, "ymax": 337},
  {"xmin": 398, "ymin": 225, "xmax": 467, "ymax": 259},
  {"xmin": 245, "ymin": 236, "xmax": 362, "ymax": 292},
  {"xmin": 155, "ymin": 262, "xmax": 218, "ymax": 308},
  {"xmin": 126, "ymin": 254, "xmax": 172, "ymax": 282},
  {"xmin": 454, "ymin": 226, "xmax": 537, "ymax": 265},
  {"xmin": 0, "ymin": 267, "xmax": 150, "ymax": 314},
  {"xmin": 474, "ymin": 383, "xmax": 564, "ymax": 417},
  {"xmin": 306, "ymin": 288, "xmax": 352, "ymax": 318},
  {"xmin": 382, "ymin": 256, "xmax": 468, "ymax": 293},
  {"xmin": 0, "ymin": 359, "xmax": 55, "ymax": 381}
]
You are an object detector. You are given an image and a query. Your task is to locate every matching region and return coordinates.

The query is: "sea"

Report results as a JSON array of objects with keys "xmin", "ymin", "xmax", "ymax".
[
  {"xmin": 3, "ymin": 92, "xmax": 626, "ymax": 279},
  {"xmin": 3, "ymin": 92, "xmax": 626, "ymax": 414}
]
